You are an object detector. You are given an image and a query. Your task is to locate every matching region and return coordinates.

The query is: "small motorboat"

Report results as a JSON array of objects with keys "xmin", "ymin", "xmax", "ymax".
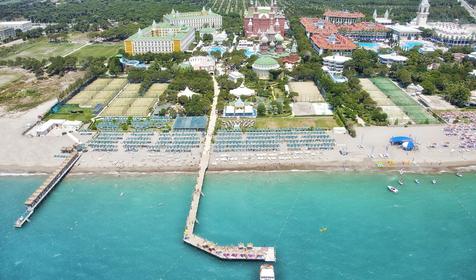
[
  {"xmin": 414, "ymin": 179, "xmax": 420, "ymax": 184},
  {"xmin": 387, "ymin": 185, "xmax": 399, "ymax": 193},
  {"xmin": 432, "ymin": 179, "xmax": 437, "ymax": 184},
  {"xmin": 456, "ymin": 172, "xmax": 463, "ymax": 177},
  {"xmin": 399, "ymin": 169, "xmax": 405, "ymax": 175},
  {"xmin": 398, "ymin": 179, "xmax": 404, "ymax": 186}
]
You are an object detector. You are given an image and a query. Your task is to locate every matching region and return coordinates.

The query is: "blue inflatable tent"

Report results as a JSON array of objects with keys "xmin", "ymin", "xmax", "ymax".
[{"xmin": 390, "ymin": 136, "xmax": 413, "ymax": 145}]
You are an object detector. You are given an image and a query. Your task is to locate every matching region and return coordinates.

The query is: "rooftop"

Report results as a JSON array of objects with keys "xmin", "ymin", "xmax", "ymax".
[
  {"xmin": 178, "ymin": 87, "xmax": 199, "ymax": 98},
  {"xmin": 164, "ymin": 7, "xmax": 220, "ymax": 20},
  {"xmin": 379, "ymin": 53, "xmax": 408, "ymax": 62},
  {"xmin": 323, "ymin": 55, "xmax": 352, "ymax": 64},
  {"xmin": 125, "ymin": 22, "xmax": 192, "ymax": 42},
  {"xmin": 324, "ymin": 10, "xmax": 365, "ymax": 19},
  {"xmin": 300, "ymin": 17, "xmax": 338, "ymax": 35},
  {"xmin": 310, "ymin": 33, "xmax": 357, "ymax": 51},
  {"xmin": 389, "ymin": 24, "xmax": 422, "ymax": 33},
  {"xmin": 230, "ymin": 84, "xmax": 256, "ymax": 97},
  {"xmin": 173, "ymin": 116, "xmax": 208, "ymax": 130},
  {"xmin": 338, "ymin": 21, "xmax": 389, "ymax": 32},
  {"xmin": 281, "ymin": 54, "xmax": 301, "ymax": 64},
  {"xmin": 252, "ymin": 55, "xmax": 280, "ymax": 68}
]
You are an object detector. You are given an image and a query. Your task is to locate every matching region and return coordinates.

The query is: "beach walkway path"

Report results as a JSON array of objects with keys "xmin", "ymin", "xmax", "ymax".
[{"xmin": 183, "ymin": 76, "xmax": 276, "ymax": 262}]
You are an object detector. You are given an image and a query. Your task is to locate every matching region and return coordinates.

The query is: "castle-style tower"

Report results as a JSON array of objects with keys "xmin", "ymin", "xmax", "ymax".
[{"xmin": 415, "ymin": 0, "xmax": 430, "ymax": 27}]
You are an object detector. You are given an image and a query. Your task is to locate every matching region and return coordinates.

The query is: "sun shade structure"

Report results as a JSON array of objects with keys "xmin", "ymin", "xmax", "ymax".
[
  {"xmin": 173, "ymin": 116, "xmax": 208, "ymax": 130},
  {"xmin": 389, "ymin": 136, "xmax": 413, "ymax": 145},
  {"xmin": 230, "ymin": 84, "xmax": 256, "ymax": 97}
]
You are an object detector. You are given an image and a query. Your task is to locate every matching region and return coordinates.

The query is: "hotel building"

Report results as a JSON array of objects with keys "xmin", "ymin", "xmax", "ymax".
[
  {"xmin": 163, "ymin": 7, "xmax": 222, "ymax": 29},
  {"xmin": 378, "ymin": 53, "xmax": 408, "ymax": 65},
  {"xmin": 430, "ymin": 22, "xmax": 476, "ymax": 46},
  {"xmin": 0, "ymin": 26, "xmax": 15, "ymax": 41},
  {"xmin": 124, "ymin": 21, "xmax": 195, "ymax": 55},
  {"xmin": 301, "ymin": 17, "xmax": 389, "ymax": 42},
  {"xmin": 322, "ymin": 55, "xmax": 352, "ymax": 83},
  {"xmin": 300, "ymin": 17, "xmax": 357, "ymax": 55},
  {"xmin": 338, "ymin": 22, "xmax": 389, "ymax": 42},
  {"xmin": 243, "ymin": 0, "xmax": 287, "ymax": 39},
  {"xmin": 324, "ymin": 10, "xmax": 365, "ymax": 25},
  {"xmin": 0, "ymin": 20, "xmax": 32, "ymax": 31}
]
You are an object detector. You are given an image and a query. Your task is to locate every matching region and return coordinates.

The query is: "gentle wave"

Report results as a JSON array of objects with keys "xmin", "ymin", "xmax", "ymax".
[{"xmin": 0, "ymin": 172, "xmax": 48, "ymax": 177}]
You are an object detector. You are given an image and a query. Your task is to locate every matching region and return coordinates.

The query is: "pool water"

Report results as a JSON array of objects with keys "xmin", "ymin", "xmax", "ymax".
[
  {"xmin": 207, "ymin": 46, "xmax": 226, "ymax": 55},
  {"xmin": 244, "ymin": 48, "xmax": 256, "ymax": 58},
  {"xmin": 401, "ymin": 41, "xmax": 424, "ymax": 51},
  {"xmin": 357, "ymin": 42, "xmax": 380, "ymax": 49}
]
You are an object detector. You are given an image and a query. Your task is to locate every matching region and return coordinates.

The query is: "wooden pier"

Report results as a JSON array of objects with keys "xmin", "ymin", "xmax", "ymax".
[
  {"xmin": 15, "ymin": 151, "xmax": 81, "ymax": 228},
  {"xmin": 183, "ymin": 77, "xmax": 276, "ymax": 262}
]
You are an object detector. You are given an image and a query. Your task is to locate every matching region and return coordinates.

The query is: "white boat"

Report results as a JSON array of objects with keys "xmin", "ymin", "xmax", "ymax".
[
  {"xmin": 456, "ymin": 172, "xmax": 463, "ymax": 177},
  {"xmin": 414, "ymin": 179, "xmax": 420, "ymax": 184},
  {"xmin": 387, "ymin": 185, "xmax": 398, "ymax": 193},
  {"xmin": 260, "ymin": 264, "xmax": 275, "ymax": 280},
  {"xmin": 398, "ymin": 179, "xmax": 404, "ymax": 185},
  {"xmin": 432, "ymin": 179, "xmax": 437, "ymax": 184}
]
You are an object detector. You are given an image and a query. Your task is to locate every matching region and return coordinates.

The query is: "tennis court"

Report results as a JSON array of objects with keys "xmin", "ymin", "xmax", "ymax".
[
  {"xmin": 369, "ymin": 77, "xmax": 439, "ymax": 124},
  {"xmin": 360, "ymin": 78, "xmax": 411, "ymax": 125},
  {"xmin": 68, "ymin": 78, "xmax": 128, "ymax": 108},
  {"xmin": 100, "ymin": 82, "xmax": 167, "ymax": 117}
]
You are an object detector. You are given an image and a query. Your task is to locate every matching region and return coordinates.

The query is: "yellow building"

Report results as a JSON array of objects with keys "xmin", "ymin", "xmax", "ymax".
[{"xmin": 124, "ymin": 21, "xmax": 195, "ymax": 55}]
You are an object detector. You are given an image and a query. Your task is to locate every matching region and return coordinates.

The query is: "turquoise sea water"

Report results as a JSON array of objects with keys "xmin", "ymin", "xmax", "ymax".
[{"xmin": 1, "ymin": 172, "xmax": 475, "ymax": 279}]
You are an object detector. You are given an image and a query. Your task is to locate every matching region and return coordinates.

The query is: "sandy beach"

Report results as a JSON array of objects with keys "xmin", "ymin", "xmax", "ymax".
[{"xmin": 1, "ymin": 101, "xmax": 476, "ymax": 175}]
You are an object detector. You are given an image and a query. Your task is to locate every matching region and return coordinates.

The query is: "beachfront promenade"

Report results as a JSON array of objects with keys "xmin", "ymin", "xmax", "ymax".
[
  {"xmin": 183, "ymin": 76, "xmax": 276, "ymax": 262},
  {"xmin": 15, "ymin": 151, "xmax": 81, "ymax": 228}
]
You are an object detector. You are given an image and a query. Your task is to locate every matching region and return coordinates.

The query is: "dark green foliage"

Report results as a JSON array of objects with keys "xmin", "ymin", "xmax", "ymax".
[
  {"xmin": 46, "ymin": 56, "xmax": 77, "ymax": 76},
  {"xmin": 257, "ymin": 103, "xmax": 266, "ymax": 116},
  {"xmin": 202, "ymin": 33, "xmax": 213, "ymax": 44},
  {"xmin": 107, "ymin": 56, "xmax": 122, "ymax": 76}
]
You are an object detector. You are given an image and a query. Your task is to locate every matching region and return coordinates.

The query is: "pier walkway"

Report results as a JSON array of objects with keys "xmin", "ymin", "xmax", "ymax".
[
  {"xmin": 183, "ymin": 76, "xmax": 276, "ymax": 262},
  {"xmin": 15, "ymin": 151, "xmax": 81, "ymax": 228}
]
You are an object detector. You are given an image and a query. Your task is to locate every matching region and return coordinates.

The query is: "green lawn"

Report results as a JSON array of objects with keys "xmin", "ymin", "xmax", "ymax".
[
  {"xmin": 370, "ymin": 77, "xmax": 440, "ymax": 124},
  {"xmin": 255, "ymin": 116, "xmax": 338, "ymax": 129},
  {"xmin": 71, "ymin": 43, "xmax": 122, "ymax": 59},
  {"xmin": 3, "ymin": 38, "xmax": 83, "ymax": 60},
  {"xmin": 45, "ymin": 104, "xmax": 93, "ymax": 123}
]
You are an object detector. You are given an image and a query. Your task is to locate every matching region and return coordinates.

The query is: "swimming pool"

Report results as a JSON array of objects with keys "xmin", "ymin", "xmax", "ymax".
[
  {"xmin": 244, "ymin": 48, "xmax": 256, "ymax": 58},
  {"xmin": 357, "ymin": 42, "xmax": 380, "ymax": 49},
  {"xmin": 401, "ymin": 41, "xmax": 424, "ymax": 51},
  {"xmin": 207, "ymin": 46, "xmax": 226, "ymax": 55}
]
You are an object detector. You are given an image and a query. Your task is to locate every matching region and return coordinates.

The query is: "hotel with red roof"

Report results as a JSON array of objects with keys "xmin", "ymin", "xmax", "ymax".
[{"xmin": 300, "ymin": 12, "xmax": 390, "ymax": 56}]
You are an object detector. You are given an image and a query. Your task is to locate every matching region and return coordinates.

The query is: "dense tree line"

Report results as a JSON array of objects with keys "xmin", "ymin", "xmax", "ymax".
[
  {"xmin": 0, "ymin": 0, "xmax": 206, "ymax": 30},
  {"xmin": 0, "ymin": 55, "xmax": 80, "ymax": 77},
  {"xmin": 284, "ymin": 0, "xmax": 474, "ymax": 23},
  {"xmin": 389, "ymin": 48, "xmax": 476, "ymax": 107}
]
